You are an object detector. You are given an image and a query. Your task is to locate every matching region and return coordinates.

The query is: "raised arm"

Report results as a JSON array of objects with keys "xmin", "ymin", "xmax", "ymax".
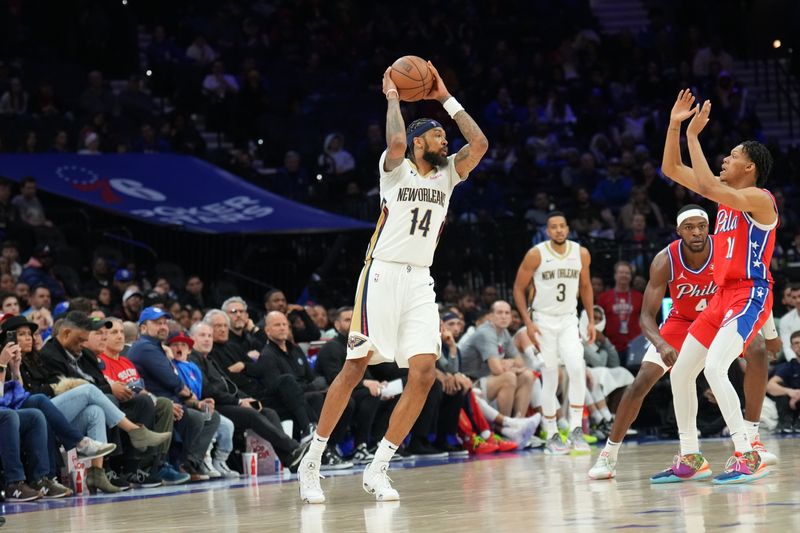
[
  {"xmin": 640, "ymin": 250, "xmax": 677, "ymax": 366},
  {"xmin": 685, "ymin": 100, "xmax": 776, "ymax": 224},
  {"xmin": 579, "ymin": 246, "xmax": 596, "ymax": 344},
  {"xmin": 383, "ymin": 67, "xmax": 407, "ymax": 172},
  {"xmin": 662, "ymin": 89, "xmax": 701, "ymax": 190},
  {"xmin": 426, "ymin": 61, "xmax": 488, "ymax": 178},
  {"xmin": 513, "ymin": 247, "xmax": 542, "ymax": 350}
]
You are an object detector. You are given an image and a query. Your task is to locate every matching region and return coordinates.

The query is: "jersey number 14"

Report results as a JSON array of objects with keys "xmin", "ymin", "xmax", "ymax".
[{"xmin": 409, "ymin": 208, "xmax": 432, "ymax": 237}]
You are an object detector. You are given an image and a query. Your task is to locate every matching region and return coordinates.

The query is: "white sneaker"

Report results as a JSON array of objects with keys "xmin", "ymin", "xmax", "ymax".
[
  {"xmin": 500, "ymin": 423, "xmax": 534, "ymax": 446},
  {"xmin": 76, "ymin": 438, "xmax": 117, "ymax": 461},
  {"xmin": 524, "ymin": 435, "xmax": 545, "ymax": 449},
  {"xmin": 213, "ymin": 458, "xmax": 240, "ymax": 479},
  {"xmin": 588, "ymin": 451, "xmax": 617, "ymax": 479},
  {"xmin": 568, "ymin": 428, "xmax": 591, "ymax": 454},
  {"xmin": 203, "ymin": 455, "xmax": 222, "ymax": 478},
  {"xmin": 362, "ymin": 462, "xmax": 399, "ymax": 502},
  {"xmin": 298, "ymin": 458, "xmax": 326, "ymax": 504},
  {"xmin": 751, "ymin": 437, "xmax": 777, "ymax": 467},
  {"xmin": 544, "ymin": 432, "xmax": 569, "ymax": 455}
]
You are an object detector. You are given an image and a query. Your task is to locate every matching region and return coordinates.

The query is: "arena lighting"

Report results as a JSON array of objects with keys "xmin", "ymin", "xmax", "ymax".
[
  {"xmin": 316, "ymin": 174, "xmax": 323, "ymax": 181},
  {"xmin": 773, "ymin": 39, "xmax": 781, "ymax": 49},
  {"xmin": 145, "ymin": 69, "xmax": 153, "ymax": 77},
  {"xmin": 122, "ymin": 0, "xmax": 128, "ymax": 5},
  {"xmin": 257, "ymin": 138, "xmax": 264, "ymax": 145}
]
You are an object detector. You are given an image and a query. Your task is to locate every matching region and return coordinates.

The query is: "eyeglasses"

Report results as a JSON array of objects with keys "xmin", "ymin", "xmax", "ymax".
[{"xmin": 227, "ymin": 309, "xmax": 247, "ymax": 315}]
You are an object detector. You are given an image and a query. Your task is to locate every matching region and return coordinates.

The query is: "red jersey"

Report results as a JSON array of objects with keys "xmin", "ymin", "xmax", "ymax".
[
  {"xmin": 99, "ymin": 352, "xmax": 141, "ymax": 385},
  {"xmin": 597, "ymin": 288, "xmax": 643, "ymax": 352},
  {"xmin": 713, "ymin": 190, "xmax": 777, "ymax": 288},
  {"xmin": 665, "ymin": 238, "xmax": 717, "ymax": 322}
]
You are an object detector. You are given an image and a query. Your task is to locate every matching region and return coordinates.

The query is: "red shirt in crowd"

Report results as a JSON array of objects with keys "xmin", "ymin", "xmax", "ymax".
[
  {"xmin": 597, "ymin": 288, "xmax": 643, "ymax": 352},
  {"xmin": 99, "ymin": 352, "xmax": 141, "ymax": 385}
]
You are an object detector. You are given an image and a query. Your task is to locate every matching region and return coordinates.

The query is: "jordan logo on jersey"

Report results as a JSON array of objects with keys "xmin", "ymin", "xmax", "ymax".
[
  {"xmin": 715, "ymin": 209, "xmax": 739, "ymax": 232},
  {"xmin": 674, "ymin": 280, "xmax": 717, "ymax": 299}
]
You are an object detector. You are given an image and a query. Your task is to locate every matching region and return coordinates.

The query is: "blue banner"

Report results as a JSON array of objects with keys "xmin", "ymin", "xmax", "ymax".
[{"xmin": 0, "ymin": 154, "xmax": 373, "ymax": 234}]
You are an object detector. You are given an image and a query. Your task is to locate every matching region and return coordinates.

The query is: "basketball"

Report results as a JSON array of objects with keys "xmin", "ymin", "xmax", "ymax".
[{"xmin": 389, "ymin": 55, "xmax": 433, "ymax": 102}]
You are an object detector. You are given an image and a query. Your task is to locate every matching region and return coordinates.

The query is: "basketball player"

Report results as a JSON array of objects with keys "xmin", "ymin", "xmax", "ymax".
[
  {"xmin": 298, "ymin": 62, "xmax": 488, "ymax": 503},
  {"xmin": 513, "ymin": 212, "xmax": 595, "ymax": 455},
  {"xmin": 587, "ymin": 205, "xmax": 779, "ymax": 480},
  {"xmin": 656, "ymin": 90, "xmax": 777, "ymax": 484}
]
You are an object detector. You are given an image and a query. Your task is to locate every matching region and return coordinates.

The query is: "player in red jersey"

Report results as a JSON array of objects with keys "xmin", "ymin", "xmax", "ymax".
[
  {"xmin": 659, "ymin": 89, "xmax": 778, "ymax": 484},
  {"xmin": 589, "ymin": 205, "xmax": 716, "ymax": 479}
]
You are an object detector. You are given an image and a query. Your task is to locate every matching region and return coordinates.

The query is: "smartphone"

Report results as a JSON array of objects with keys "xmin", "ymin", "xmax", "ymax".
[
  {"xmin": 127, "ymin": 382, "xmax": 143, "ymax": 394},
  {"xmin": 249, "ymin": 400, "xmax": 262, "ymax": 411},
  {"xmin": 5, "ymin": 330, "xmax": 16, "ymax": 344}
]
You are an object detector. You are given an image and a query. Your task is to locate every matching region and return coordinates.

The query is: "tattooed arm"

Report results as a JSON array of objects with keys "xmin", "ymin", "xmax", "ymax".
[
  {"xmin": 382, "ymin": 67, "xmax": 407, "ymax": 172},
  {"xmin": 426, "ymin": 62, "xmax": 489, "ymax": 178}
]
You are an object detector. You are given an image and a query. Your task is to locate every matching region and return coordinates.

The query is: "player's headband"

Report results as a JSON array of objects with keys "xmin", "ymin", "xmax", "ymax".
[
  {"xmin": 677, "ymin": 209, "xmax": 709, "ymax": 226},
  {"xmin": 407, "ymin": 119, "xmax": 443, "ymax": 147}
]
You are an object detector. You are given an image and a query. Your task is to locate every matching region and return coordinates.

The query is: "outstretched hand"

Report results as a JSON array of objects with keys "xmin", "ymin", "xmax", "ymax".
[
  {"xmin": 670, "ymin": 89, "xmax": 697, "ymax": 122},
  {"xmin": 425, "ymin": 61, "xmax": 451, "ymax": 103},
  {"xmin": 686, "ymin": 100, "xmax": 711, "ymax": 137},
  {"xmin": 382, "ymin": 67, "xmax": 398, "ymax": 98}
]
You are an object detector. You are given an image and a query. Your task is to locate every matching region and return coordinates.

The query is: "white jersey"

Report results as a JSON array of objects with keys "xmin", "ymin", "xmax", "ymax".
[
  {"xmin": 531, "ymin": 240, "xmax": 583, "ymax": 316},
  {"xmin": 365, "ymin": 151, "xmax": 463, "ymax": 267}
]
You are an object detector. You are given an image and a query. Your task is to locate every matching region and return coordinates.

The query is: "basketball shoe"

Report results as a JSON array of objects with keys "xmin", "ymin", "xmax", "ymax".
[
  {"xmin": 712, "ymin": 451, "xmax": 769, "ymax": 485},
  {"xmin": 544, "ymin": 432, "xmax": 569, "ymax": 455},
  {"xmin": 650, "ymin": 453, "xmax": 712, "ymax": 484},
  {"xmin": 568, "ymin": 428, "xmax": 592, "ymax": 454},
  {"xmin": 298, "ymin": 458, "xmax": 325, "ymax": 504},
  {"xmin": 587, "ymin": 450, "xmax": 616, "ymax": 480},
  {"xmin": 363, "ymin": 462, "xmax": 399, "ymax": 501},
  {"xmin": 750, "ymin": 436, "xmax": 777, "ymax": 466}
]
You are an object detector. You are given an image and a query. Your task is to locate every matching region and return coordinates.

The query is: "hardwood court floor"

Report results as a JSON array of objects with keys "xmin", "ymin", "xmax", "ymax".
[{"xmin": 3, "ymin": 436, "xmax": 798, "ymax": 532}]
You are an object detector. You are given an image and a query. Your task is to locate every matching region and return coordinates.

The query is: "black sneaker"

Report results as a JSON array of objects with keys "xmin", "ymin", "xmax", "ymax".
[
  {"xmin": 351, "ymin": 443, "xmax": 376, "ymax": 464},
  {"xmin": 127, "ymin": 469, "xmax": 163, "ymax": 489},
  {"xmin": 105, "ymin": 470, "xmax": 131, "ymax": 491},
  {"xmin": 181, "ymin": 460, "xmax": 210, "ymax": 482},
  {"xmin": 406, "ymin": 439, "xmax": 449, "ymax": 458},
  {"xmin": 320, "ymin": 447, "xmax": 354, "ymax": 471},
  {"xmin": 31, "ymin": 477, "xmax": 72, "ymax": 499},
  {"xmin": 434, "ymin": 441, "xmax": 469, "ymax": 457},
  {"xmin": 5, "ymin": 481, "xmax": 42, "ymax": 502},
  {"xmin": 287, "ymin": 438, "xmax": 312, "ymax": 473}
]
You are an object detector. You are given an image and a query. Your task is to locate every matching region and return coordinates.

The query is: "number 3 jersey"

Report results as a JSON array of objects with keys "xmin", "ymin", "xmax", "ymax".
[
  {"xmin": 713, "ymin": 190, "xmax": 777, "ymax": 289},
  {"xmin": 531, "ymin": 240, "xmax": 583, "ymax": 315},
  {"xmin": 665, "ymin": 237, "xmax": 717, "ymax": 322},
  {"xmin": 365, "ymin": 151, "xmax": 463, "ymax": 267}
]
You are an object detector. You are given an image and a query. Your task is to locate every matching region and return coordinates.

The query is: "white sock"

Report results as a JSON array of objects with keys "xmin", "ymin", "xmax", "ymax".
[
  {"xmin": 599, "ymin": 406, "xmax": 613, "ymax": 421},
  {"xmin": 306, "ymin": 432, "xmax": 328, "ymax": 464},
  {"xmin": 744, "ymin": 420, "xmax": 760, "ymax": 443},
  {"xmin": 502, "ymin": 417, "xmax": 515, "ymax": 428},
  {"xmin": 603, "ymin": 439, "xmax": 622, "ymax": 461},
  {"xmin": 543, "ymin": 416, "xmax": 558, "ymax": 437},
  {"xmin": 557, "ymin": 418, "xmax": 569, "ymax": 431},
  {"xmin": 372, "ymin": 438, "xmax": 398, "ymax": 466},
  {"xmin": 480, "ymin": 429, "xmax": 492, "ymax": 440},
  {"xmin": 569, "ymin": 406, "xmax": 583, "ymax": 431},
  {"xmin": 679, "ymin": 430, "xmax": 700, "ymax": 456},
  {"xmin": 732, "ymin": 431, "xmax": 752, "ymax": 454},
  {"xmin": 590, "ymin": 410, "xmax": 604, "ymax": 424}
]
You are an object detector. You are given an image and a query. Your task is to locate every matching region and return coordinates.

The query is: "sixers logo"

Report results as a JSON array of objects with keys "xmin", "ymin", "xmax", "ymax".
[{"xmin": 347, "ymin": 334, "xmax": 368, "ymax": 350}]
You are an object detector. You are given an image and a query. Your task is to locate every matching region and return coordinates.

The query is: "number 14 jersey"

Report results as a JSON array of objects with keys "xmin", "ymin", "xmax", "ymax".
[
  {"xmin": 366, "ymin": 151, "xmax": 463, "ymax": 268},
  {"xmin": 532, "ymin": 240, "xmax": 582, "ymax": 315}
]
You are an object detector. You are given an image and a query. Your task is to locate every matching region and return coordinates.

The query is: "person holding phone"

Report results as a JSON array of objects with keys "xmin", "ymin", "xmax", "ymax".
[{"xmin": 188, "ymin": 321, "xmax": 311, "ymax": 473}]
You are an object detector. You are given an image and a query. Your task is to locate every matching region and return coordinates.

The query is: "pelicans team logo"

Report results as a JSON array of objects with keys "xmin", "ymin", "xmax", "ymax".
[{"xmin": 348, "ymin": 334, "xmax": 368, "ymax": 350}]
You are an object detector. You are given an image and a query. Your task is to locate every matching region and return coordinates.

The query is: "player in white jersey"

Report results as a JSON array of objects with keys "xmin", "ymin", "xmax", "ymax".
[
  {"xmin": 298, "ymin": 62, "xmax": 488, "ymax": 504},
  {"xmin": 513, "ymin": 212, "xmax": 595, "ymax": 455}
]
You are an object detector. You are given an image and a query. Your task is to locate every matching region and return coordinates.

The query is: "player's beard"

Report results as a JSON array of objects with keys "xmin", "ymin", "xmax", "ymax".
[
  {"xmin": 551, "ymin": 237, "xmax": 567, "ymax": 246},
  {"xmin": 422, "ymin": 146, "xmax": 448, "ymax": 167}
]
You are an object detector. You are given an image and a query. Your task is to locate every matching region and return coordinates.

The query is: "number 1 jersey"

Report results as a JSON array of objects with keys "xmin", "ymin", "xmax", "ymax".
[{"xmin": 365, "ymin": 151, "xmax": 463, "ymax": 267}]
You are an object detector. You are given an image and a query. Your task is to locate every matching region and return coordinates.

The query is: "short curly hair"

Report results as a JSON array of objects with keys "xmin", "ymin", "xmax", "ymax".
[{"xmin": 740, "ymin": 141, "xmax": 773, "ymax": 187}]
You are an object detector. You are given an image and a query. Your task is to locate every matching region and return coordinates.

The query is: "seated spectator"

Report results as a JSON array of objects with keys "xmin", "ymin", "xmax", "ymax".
[
  {"xmin": 259, "ymin": 311, "xmax": 353, "ymax": 469},
  {"xmin": 115, "ymin": 286, "xmax": 144, "ymax": 322},
  {"xmin": 262, "ymin": 288, "xmax": 320, "ymax": 342},
  {"xmin": 22, "ymin": 285, "xmax": 51, "ymax": 317},
  {"xmin": 1, "ymin": 291, "xmax": 20, "ymax": 315},
  {"xmin": 117, "ymin": 75, "xmax": 157, "ymax": 125},
  {"xmin": 186, "ymin": 35, "xmax": 216, "ymax": 65},
  {"xmin": 0, "ymin": 179, "xmax": 16, "ymax": 239},
  {"xmin": 131, "ymin": 123, "xmax": 170, "ymax": 153},
  {"xmin": 29, "ymin": 308, "xmax": 53, "ymax": 342},
  {"xmin": 222, "ymin": 296, "xmax": 266, "ymax": 357},
  {"xmin": 315, "ymin": 307, "xmax": 382, "ymax": 463},
  {"xmin": 592, "ymin": 157, "xmax": 632, "ymax": 214},
  {"xmin": 270, "ymin": 151, "xmax": 312, "ymax": 203},
  {"xmin": 2, "ymin": 240, "xmax": 22, "ymax": 279},
  {"xmin": 19, "ymin": 244, "xmax": 65, "ymax": 302},
  {"xmin": 767, "ymin": 331, "xmax": 800, "ymax": 433},
  {"xmin": 180, "ymin": 275, "xmax": 206, "ymax": 310},
  {"xmin": 78, "ymin": 70, "xmax": 115, "ymax": 117},
  {"xmin": 458, "ymin": 301, "xmax": 534, "ymax": 418},
  {"xmin": 202, "ymin": 60, "xmax": 239, "ymax": 99},
  {"xmin": 619, "ymin": 213, "xmax": 659, "ymax": 273},
  {"xmin": 98, "ymin": 317, "xmax": 183, "ymax": 486},
  {"xmin": 187, "ymin": 322, "xmax": 311, "ymax": 473},
  {"xmin": 310, "ymin": 304, "xmax": 335, "ymax": 339},
  {"xmin": 168, "ymin": 333, "xmax": 238, "ymax": 479},
  {"xmin": 77, "ymin": 132, "xmax": 102, "ymax": 155},
  {"xmin": 618, "ymin": 185, "xmax": 665, "ymax": 230},
  {"xmin": 0, "ymin": 77, "xmax": 28, "ymax": 115},
  {"xmin": 127, "ymin": 306, "xmax": 221, "ymax": 481},
  {"xmin": 317, "ymin": 133, "xmax": 356, "ymax": 177},
  {"xmin": 779, "ymin": 284, "xmax": 800, "ymax": 361}
]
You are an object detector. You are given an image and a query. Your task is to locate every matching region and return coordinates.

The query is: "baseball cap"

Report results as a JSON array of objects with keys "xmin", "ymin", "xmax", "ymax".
[
  {"xmin": 122, "ymin": 287, "xmax": 143, "ymax": 302},
  {"xmin": 167, "ymin": 333, "xmax": 194, "ymax": 349},
  {"xmin": 53, "ymin": 300, "xmax": 70, "ymax": 317},
  {"xmin": 89, "ymin": 316, "xmax": 113, "ymax": 331},
  {"xmin": 138, "ymin": 306, "xmax": 171, "ymax": 325},
  {"xmin": 114, "ymin": 269, "xmax": 133, "ymax": 282}
]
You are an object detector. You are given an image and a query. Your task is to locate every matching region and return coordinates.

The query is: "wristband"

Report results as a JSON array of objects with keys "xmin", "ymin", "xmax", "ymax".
[
  {"xmin": 386, "ymin": 89, "xmax": 399, "ymax": 100},
  {"xmin": 442, "ymin": 96, "xmax": 464, "ymax": 118},
  {"xmin": 761, "ymin": 311, "xmax": 777, "ymax": 340}
]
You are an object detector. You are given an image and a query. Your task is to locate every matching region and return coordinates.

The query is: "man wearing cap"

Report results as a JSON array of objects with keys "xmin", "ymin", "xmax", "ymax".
[
  {"xmin": 115, "ymin": 285, "xmax": 144, "ymax": 322},
  {"xmin": 19, "ymin": 244, "xmax": 65, "ymax": 302},
  {"xmin": 128, "ymin": 306, "xmax": 220, "ymax": 480}
]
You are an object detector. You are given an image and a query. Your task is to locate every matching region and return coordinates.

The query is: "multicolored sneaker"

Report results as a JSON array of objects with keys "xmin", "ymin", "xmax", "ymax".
[
  {"xmin": 544, "ymin": 432, "xmax": 570, "ymax": 455},
  {"xmin": 488, "ymin": 434, "xmax": 518, "ymax": 452},
  {"xmin": 650, "ymin": 453, "xmax": 712, "ymax": 484},
  {"xmin": 751, "ymin": 437, "xmax": 777, "ymax": 467},
  {"xmin": 588, "ymin": 450, "xmax": 617, "ymax": 480},
  {"xmin": 567, "ymin": 428, "xmax": 592, "ymax": 454},
  {"xmin": 712, "ymin": 451, "xmax": 769, "ymax": 485},
  {"xmin": 467, "ymin": 435, "xmax": 499, "ymax": 455}
]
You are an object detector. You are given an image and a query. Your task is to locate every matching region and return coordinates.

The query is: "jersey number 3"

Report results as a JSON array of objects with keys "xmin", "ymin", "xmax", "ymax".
[
  {"xmin": 409, "ymin": 208, "xmax": 432, "ymax": 237},
  {"xmin": 556, "ymin": 283, "xmax": 566, "ymax": 302}
]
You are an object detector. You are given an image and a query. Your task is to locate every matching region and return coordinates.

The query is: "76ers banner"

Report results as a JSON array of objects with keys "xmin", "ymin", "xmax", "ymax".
[{"xmin": 0, "ymin": 154, "xmax": 372, "ymax": 234}]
